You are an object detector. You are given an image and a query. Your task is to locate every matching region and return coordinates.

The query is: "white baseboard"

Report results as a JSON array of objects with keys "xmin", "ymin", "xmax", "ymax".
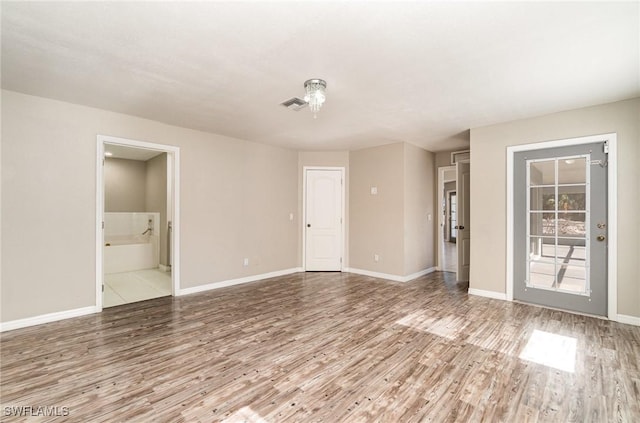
[
  {"xmin": 345, "ymin": 267, "xmax": 436, "ymax": 283},
  {"xmin": 468, "ymin": 288, "xmax": 508, "ymax": 301},
  {"xmin": 0, "ymin": 306, "xmax": 98, "ymax": 333},
  {"xmin": 177, "ymin": 267, "xmax": 303, "ymax": 296},
  {"xmin": 405, "ymin": 267, "xmax": 437, "ymax": 281},
  {"xmin": 615, "ymin": 314, "xmax": 640, "ymax": 327}
]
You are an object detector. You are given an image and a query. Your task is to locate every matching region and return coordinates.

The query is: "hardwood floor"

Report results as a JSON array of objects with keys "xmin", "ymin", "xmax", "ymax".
[{"xmin": 1, "ymin": 271, "xmax": 639, "ymax": 422}]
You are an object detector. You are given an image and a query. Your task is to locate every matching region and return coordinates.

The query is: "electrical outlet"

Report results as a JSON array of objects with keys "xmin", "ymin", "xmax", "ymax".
[
  {"xmin": 370, "ymin": 186, "xmax": 378, "ymax": 195},
  {"xmin": 243, "ymin": 258, "xmax": 249, "ymax": 266},
  {"xmin": 374, "ymin": 254, "xmax": 379, "ymax": 262}
]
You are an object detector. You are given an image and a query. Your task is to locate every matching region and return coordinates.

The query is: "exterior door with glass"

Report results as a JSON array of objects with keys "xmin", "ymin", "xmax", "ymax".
[{"xmin": 513, "ymin": 142, "xmax": 608, "ymax": 316}]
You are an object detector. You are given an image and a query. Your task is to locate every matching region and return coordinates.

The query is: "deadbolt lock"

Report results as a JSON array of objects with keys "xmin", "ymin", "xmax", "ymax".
[
  {"xmin": 597, "ymin": 222, "xmax": 606, "ymax": 229},
  {"xmin": 597, "ymin": 235, "xmax": 606, "ymax": 242}
]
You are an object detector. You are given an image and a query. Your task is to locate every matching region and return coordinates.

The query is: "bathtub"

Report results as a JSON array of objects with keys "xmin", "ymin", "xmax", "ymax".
[{"xmin": 104, "ymin": 235, "xmax": 159, "ymax": 274}]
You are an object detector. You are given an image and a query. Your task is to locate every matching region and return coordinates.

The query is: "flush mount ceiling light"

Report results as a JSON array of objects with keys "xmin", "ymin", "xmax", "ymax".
[{"xmin": 303, "ymin": 79, "xmax": 327, "ymax": 118}]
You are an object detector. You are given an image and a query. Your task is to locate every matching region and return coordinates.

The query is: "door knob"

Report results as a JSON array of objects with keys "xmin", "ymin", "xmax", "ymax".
[
  {"xmin": 307, "ymin": 224, "xmax": 311, "ymax": 228},
  {"xmin": 597, "ymin": 235, "xmax": 606, "ymax": 241},
  {"xmin": 459, "ymin": 225, "xmax": 465, "ymax": 230},
  {"xmin": 454, "ymin": 225, "xmax": 459, "ymax": 229}
]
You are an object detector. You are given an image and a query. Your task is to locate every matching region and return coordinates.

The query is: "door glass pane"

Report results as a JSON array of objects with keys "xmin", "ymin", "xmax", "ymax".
[
  {"xmin": 529, "ymin": 237, "xmax": 555, "ymax": 262},
  {"xmin": 556, "ymin": 265, "xmax": 587, "ymax": 294},
  {"xmin": 530, "ymin": 212, "xmax": 555, "ymax": 236},
  {"xmin": 530, "ymin": 187, "xmax": 555, "ymax": 211},
  {"xmin": 529, "ymin": 262, "xmax": 556, "ymax": 289},
  {"xmin": 558, "ymin": 185, "xmax": 586, "ymax": 211},
  {"xmin": 530, "ymin": 160, "xmax": 555, "ymax": 186},
  {"xmin": 557, "ymin": 212, "xmax": 585, "ymax": 237},
  {"xmin": 558, "ymin": 157, "xmax": 587, "ymax": 184},
  {"xmin": 557, "ymin": 239, "xmax": 586, "ymax": 266}
]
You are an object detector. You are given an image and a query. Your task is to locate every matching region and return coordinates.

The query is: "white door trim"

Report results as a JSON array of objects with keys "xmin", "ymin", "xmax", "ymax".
[
  {"xmin": 437, "ymin": 166, "xmax": 456, "ymax": 271},
  {"xmin": 96, "ymin": 135, "xmax": 181, "ymax": 311},
  {"xmin": 506, "ymin": 133, "xmax": 617, "ymax": 321},
  {"xmin": 302, "ymin": 166, "xmax": 346, "ymax": 271}
]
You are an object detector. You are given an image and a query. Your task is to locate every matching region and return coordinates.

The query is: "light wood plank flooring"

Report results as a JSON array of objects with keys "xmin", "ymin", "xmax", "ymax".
[{"xmin": 1, "ymin": 272, "xmax": 638, "ymax": 422}]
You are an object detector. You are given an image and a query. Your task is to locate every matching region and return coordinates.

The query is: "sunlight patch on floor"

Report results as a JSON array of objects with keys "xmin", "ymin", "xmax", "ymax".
[
  {"xmin": 519, "ymin": 329, "xmax": 577, "ymax": 373},
  {"xmin": 221, "ymin": 406, "xmax": 268, "ymax": 423},
  {"xmin": 396, "ymin": 313, "xmax": 467, "ymax": 340}
]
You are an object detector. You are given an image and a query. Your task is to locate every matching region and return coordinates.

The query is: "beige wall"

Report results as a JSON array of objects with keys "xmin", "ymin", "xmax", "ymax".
[
  {"xmin": 470, "ymin": 98, "xmax": 640, "ymax": 318},
  {"xmin": 145, "ymin": 153, "xmax": 168, "ymax": 266},
  {"xmin": 1, "ymin": 90, "xmax": 298, "ymax": 322},
  {"xmin": 435, "ymin": 150, "xmax": 455, "ymax": 168},
  {"xmin": 404, "ymin": 144, "xmax": 436, "ymax": 275},
  {"xmin": 104, "ymin": 158, "xmax": 147, "ymax": 212},
  {"xmin": 350, "ymin": 143, "xmax": 405, "ymax": 275},
  {"xmin": 349, "ymin": 142, "xmax": 436, "ymax": 277},
  {"xmin": 298, "ymin": 151, "xmax": 350, "ymax": 267}
]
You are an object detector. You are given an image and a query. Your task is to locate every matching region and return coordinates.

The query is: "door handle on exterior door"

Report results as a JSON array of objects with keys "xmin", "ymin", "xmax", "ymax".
[
  {"xmin": 597, "ymin": 235, "xmax": 606, "ymax": 241},
  {"xmin": 459, "ymin": 225, "xmax": 465, "ymax": 230}
]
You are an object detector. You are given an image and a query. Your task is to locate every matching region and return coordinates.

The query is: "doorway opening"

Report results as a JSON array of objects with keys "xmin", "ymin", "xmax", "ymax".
[
  {"xmin": 438, "ymin": 166, "xmax": 457, "ymax": 273},
  {"xmin": 96, "ymin": 135, "xmax": 180, "ymax": 310}
]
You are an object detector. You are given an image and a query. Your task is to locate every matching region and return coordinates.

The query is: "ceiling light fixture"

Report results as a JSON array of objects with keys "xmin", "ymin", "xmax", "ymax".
[{"xmin": 303, "ymin": 79, "xmax": 327, "ymax": 118}]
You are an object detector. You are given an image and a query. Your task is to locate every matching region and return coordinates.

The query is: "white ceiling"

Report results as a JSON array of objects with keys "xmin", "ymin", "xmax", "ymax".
[{"xmin": 2, "ymin": 2, "xmax": 638, "ymax": 152}]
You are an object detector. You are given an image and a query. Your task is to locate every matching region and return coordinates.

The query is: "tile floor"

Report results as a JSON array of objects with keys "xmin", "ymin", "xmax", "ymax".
[
  {"xmin": 441, "ymin": 240, "xmax": 457, "ymax": 272},
  {"xmin": 104, "ymin": 268, "xmax": 172, "ymax": 307}
]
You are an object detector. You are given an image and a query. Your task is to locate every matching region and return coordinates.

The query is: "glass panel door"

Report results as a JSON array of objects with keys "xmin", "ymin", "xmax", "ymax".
[{"xmin": 513, "ymin": 141, "xmax": 607, "ymax": 317}]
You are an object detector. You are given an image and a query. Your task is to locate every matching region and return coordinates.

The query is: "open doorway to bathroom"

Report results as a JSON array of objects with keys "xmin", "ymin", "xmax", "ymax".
[
  {"xmin": 438, "ymin": 166, "xmax": 457, "ymax": 273},
  {"xmin": 96, "ymin": 135, "xmax": 180, "ymax": 310}
]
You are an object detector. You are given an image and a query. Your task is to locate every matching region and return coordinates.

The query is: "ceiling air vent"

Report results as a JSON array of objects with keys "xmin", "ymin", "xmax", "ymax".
[{"xmin": 280, "ymin": 97, "xmax": 307, "ymax": 111}]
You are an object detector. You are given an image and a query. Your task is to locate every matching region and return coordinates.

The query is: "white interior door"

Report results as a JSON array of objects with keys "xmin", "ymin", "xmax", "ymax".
[
  {"xmin": 305, "ymin": 169, "xmax": 343, "ymax": 271},
  {"xmin": 456, "ymin": 162, "xmax": 470, "ymax": 281}
]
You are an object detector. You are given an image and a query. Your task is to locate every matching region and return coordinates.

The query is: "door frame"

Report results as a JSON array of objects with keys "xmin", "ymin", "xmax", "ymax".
[
  {"xmin": 437, "ymin": 165, "xmax": 456, "ymax": 271},
  {"xmin": 302, "ymin": 166, "xmax": 346, "ymax": 271},
  {"xmin": 506, "ymin": 133, "xmax": 617, "ymax": 320},
  {"xmin": 96, "ymin": 135, "xmax": 181, "ymax": 311}
]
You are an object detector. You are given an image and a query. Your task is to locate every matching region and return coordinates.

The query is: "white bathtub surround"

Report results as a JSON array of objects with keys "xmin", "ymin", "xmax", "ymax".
[
  {"xmin": 104, "ymin": 212, "xmax": 160, "ymax": 238},
  {"xmin": 104, "ymin": 212, "xmax": 160, "ymax": 274},
  {"xmin": 104, "ymin": 269, "xmax": 171, "ymax": 307}
]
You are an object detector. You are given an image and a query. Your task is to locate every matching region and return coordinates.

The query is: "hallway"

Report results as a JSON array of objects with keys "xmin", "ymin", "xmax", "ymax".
[{"xmin": 441, "ymin": 240, "xmax": 457, "ymax": 273}]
